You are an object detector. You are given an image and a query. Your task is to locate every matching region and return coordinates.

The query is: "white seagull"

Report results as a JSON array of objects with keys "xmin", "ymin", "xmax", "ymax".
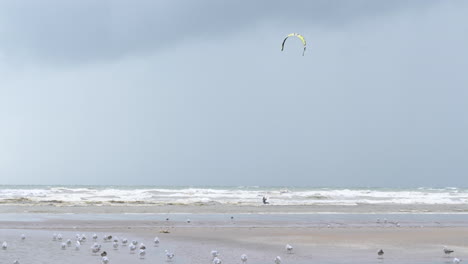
[
  {"xmin": 121, "ymin": 238, "xmax": 128, "ymax": 246},
  {"xmin": 274, "ymin": 256, "xmax": 282, "ymax": 264},
  {"xmin": 165, "ymin": 250, "xmax": 175, "ymax": 262},
  {"xmin": 92, "ymin": 234, "xmax": 98, "ymax": 241},
  {"xmin": 453, "ymin": 258, "xmax": 462, "ymax": 264},
  {"xmin": 75, "ymin": 241, "xmax": 81, "ymax": 250},
  {"xmin": 113, "ymin": 241, "xmax": 118, "ymax": 250},
  {"xmin": 213, "ymin": 257, "xmax": 222, "ymax": 264},
  {"xmin": 154, "ymin": 237, "xmax": 160, "ymax": 246},
  {"xmin": 13, "ymin": 260, "xmax": 19, "ymax": 264},
  {"xmin": 101, "ymin": 256, "xmax": 109, "ymax": 264},
  {"xmin": 129, "ymin": 244, "xmax": 137, "ymax": 254},
  {"xmin": 53, "ymin": 233, "xmax": 57, "ymax": 241},
  {"xmin": 139, "ymin": 249, "xmax": 146, "ymax": 259},
  {"xmin": 211, "ymin": 250, "xmax": 219, "ymax": 259},
  {"xmin": 241, "ymin": 254, "xmax": 248, "ymax": 263},
  {"xmin": 2, "ymin": 242, "xmax": 7, "ymax": 250},
  {"xmin": 21, "ymin": 234, "xmax": 26, "ymax": 240},
  {"xmin": 61, "ymin": 243, "xmax": 66, "ymax": 250},
  {"xmin": 66, "ymin": 239, "xmax": 72, "ymax": 247},
  {"xmin": 285, "ymin": 244, "xmax": 293, "ymax": 253},
  {"xmin": 57, "ymin": 234, "xmax": 63, "ymax": 241}
]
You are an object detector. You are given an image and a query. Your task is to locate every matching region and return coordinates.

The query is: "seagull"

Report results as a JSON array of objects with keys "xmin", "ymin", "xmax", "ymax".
[
  {"xmin": 57, "ymin": 234, "xmax": 63, "ymax": 241},
  {"xmin": 129, "ymin": 244, "xmax": 137, "ymax": 254},
  {"xmin": 13, "ymin": 260, "xmax": 19, "ymax": 264},
  {"xmin": 165, "ymin": 250, "xmax": 175, "ymax": 261},
  {"xmin": 139, "ymin": 249, "xmax": 146, "ymax": 259},
  {"xmin": 211, "ymin": 250, "xmax": 219, "ymax": 259},
  {"xmin": 66, "ymin": 239, "xmax": 72, "ymax": 246},
  {"xmin": 101, "ymin": 256, "xmax": 109, "ymax": 264},
  {"xmin": 453, "ymin": 258, "xmax": 462, "ymax": 264},
  {"xmin": 93, "ymin": 234, "xmax": 98, "ymax": 241},
  {"xmin": 91, "ymin": 243, "xmax": 101, "ymax": 255},
  {"xmin": 81, "ymin": 234, "xmax": 87, "ymax": 243},
  {"xmin": 53, "ymin": 234, "xmax": 57, "ymax": 241},
  {"xmin": 139, "ymin": 243, "xmax": 146, "ymax": 250},
  {"xmin": 186, "ymin": 218, "xmax": 191, "ymax": 223},
  {"xmin": 75, "ymin": 241, "xmax": 81, "ymax": 250},
  {"xmin": 445, "ymin": 247, "xmax": 455, "ymax": 255},
  {"xmin": 274, "ymin": 256, "xmax": 282, "ymax": 264},
  {"xmin": 121, "ymin": 238, "xmax": 128, "ymax": 246},
  {"xmin": 154, "ymin": 237, "xmax": 160, "ymax": 246},
  {"xmin": 101, "ymin": 251, "xmax": 107, "ymax": 257},
  {"xmin": 213, "ymin": 257, "xmax": 222, "ymax": 264},
  {"xmin": 241, "ymin": 254, "xmax": 248, "ymax": 263},
  {"xmin": 21, "ymin": 234, "xmax": 26, "ymax": 240},
  {"xmin": 131, "ymin": 240, "xmax": 138, "ymax": 246},
  {"xmin": 285, "ymin": 244, "xmax": 293, "ymax": 253},
  {"xmin": 2, "ymin": 242, "xmax": 7, "ymax": 250},
  {"xmin": 378, "ymin": 249, "xmax": 384, "ymax": 257},
  {"xmin": 61, "ymin": 243, "xmax": 66, "ymax": 250},
  {"xmin": 113, "ymin": 241, "xmax": 118, "ymax": 250}
]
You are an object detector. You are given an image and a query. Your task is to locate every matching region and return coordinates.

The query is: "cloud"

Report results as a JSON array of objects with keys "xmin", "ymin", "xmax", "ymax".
[{"xmin": 0, "ymin": 0, "xmax": 436, "ymax": 65}]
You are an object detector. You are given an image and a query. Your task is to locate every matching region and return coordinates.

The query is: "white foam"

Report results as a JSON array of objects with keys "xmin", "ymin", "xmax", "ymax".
[{"xmin": 0, "ymin": 186, "xmax": 467, "ymax": 206}]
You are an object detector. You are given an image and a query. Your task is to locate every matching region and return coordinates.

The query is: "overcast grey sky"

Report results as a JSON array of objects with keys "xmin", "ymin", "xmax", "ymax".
[{"xmin": 0, "ymin": 0, "xmax": 467, "ymax": 187}]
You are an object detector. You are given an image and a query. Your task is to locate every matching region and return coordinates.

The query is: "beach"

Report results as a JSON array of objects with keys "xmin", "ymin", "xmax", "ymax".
[
  {"xmin": 2, "ymin": 186, "xmax": 468, "ymax": 263},
  {"xmin": 1, "ymin": 211, "xmax": 468, "ymax": 264}
]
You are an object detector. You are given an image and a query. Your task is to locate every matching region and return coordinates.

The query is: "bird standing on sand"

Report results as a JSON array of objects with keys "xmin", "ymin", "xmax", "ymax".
[
  {"xmin": 91, "ymin": 243, "xmax": 101, "ymax": 255},
  {"xmin": 378, "ymin": 249, "xmax": 384, "ymax": 257},
  {"xmin": 274, "ymin": 256, "xmax": 282, "ymax": 264},
  {"xmin": 213, "ymin": 257, "xmax": 222, "ymax": 264},
  {"xmin": 75, "ymin": 241, "xmax": 81, "ymax": 250},
  {"xmin": 61, "ymin": 243, "xmax": 66, "ymax": 250},
  {"xmin": 2, "ymin": 242, "xmax": 7, "ymax": 250},
  {"xmin": 53, "ymin": 234, "xmax": 57, "ymax": 241},
  {"xmin": 66, "ymin": 239, "xmax": 72, "ymax": 247},
  {"xmin": 129, "ymin": 244, "xmax": 137, "ymax": 254},
  {"xmin": 165, "ymin": 250, "xmax": 175, "ymax": 261},
  {"xmin": 453, "ymin": 258, "xmax": 461, "ymax": 264},
  {"xmin": 101, "ymin": 256, "xmax": 109, "ymax": 264},
  {"xmin": 121, "ymin": 238, "xmax": 128, "ymax": 246},
  {"xmin": 101, "ymin": 251, "xmax": 107, "ymax": 257},
  {"xmin": 241, "ymin": 254, "xmax": 248, "ymax": 263},
  {"xmin": 21, "ymin": 234, "xmax": 26, "ymax": 240},
  {"xmin": 154, "ymin": 237, "xmax": 160, "ymax": 246},
  {"xmin": 113, "ymin": 241, "xmax": 118, "ymax": 249},
  {"xmin": 139, "ymin": 249, "xmax": 146, "ymax": 259},
  {"xmin": 92, "ymin": 234, "xmax": 98, "ymax": 241},
  {"xmin": 57, "ymin": 234, "xmax": 63, "ymax": 241},
  {"xmin": 285, "ymin": 244, "xmax": 293, "ymax": 253},
  {"xmin": 211, "ymin": 250, "xmax": 219, "ymax": 259},
  {"xmin": 444, "ymin": 246, "xmax": 455, "ymax": 255},
  {"xmin": 13, "ymin": 260, "xmax": 19, "ymax": 264}
]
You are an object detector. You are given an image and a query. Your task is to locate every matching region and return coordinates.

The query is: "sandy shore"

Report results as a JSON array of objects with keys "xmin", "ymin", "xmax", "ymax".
[
  {"xmin": 1, "ymin": 212, "xmax": 468, "ymax": 264},
  {"xmin": 2, "ymin": 203, "xmax": 468, "ymax": 214}
]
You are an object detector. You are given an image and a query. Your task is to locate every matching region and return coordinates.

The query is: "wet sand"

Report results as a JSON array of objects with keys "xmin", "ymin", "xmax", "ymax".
[
  {"xmin": 1, "ymin": 212, "xmax": 468, "ymax": 264},
  {"xmin": 2, "ymin": 203, "xmax": 468, "ymax": 214}
]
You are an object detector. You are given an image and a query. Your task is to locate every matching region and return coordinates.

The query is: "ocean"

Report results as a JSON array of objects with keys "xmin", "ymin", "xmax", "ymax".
[{"xmin": 1, "ymin": 185, "xmax": 467, "ymax": 207}]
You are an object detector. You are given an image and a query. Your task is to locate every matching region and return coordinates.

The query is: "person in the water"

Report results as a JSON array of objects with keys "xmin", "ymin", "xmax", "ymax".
[{"xmin": 262, "ymin": 196, "xmax": 269, "ymax": 204}]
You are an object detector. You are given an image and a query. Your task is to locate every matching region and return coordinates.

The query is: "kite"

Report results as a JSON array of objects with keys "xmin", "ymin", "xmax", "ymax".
[{"xmin": 281, "ymin": 33, "xmax": 306, "ymax": 56}]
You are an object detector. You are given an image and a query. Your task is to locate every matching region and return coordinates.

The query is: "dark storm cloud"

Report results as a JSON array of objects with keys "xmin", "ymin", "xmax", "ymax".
[{"xmin": 0, "ymin": 0, "xmax": 435, "ymax": 64}]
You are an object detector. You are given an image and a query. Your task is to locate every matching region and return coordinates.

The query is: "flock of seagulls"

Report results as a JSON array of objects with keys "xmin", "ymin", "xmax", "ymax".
[{"xmin": 0, "ymin": 227, "xmax": 464, "ymax": 263}]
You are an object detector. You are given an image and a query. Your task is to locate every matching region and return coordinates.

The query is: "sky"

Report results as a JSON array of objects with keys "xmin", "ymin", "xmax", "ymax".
[{"xmin": 0, "ymin": 0, "xmax": 467, "ymax": 187}]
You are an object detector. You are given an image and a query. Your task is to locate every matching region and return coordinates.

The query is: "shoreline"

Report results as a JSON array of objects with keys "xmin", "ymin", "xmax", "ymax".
[{"xmin": 2, "ymin": 203, "xmax": 468, "ymax": 214}]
